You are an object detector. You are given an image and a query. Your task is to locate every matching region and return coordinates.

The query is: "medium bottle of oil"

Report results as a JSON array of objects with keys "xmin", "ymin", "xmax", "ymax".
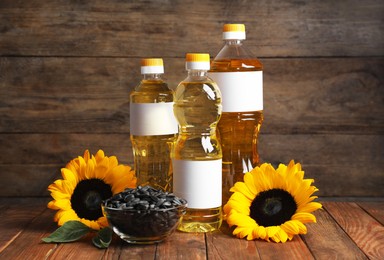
[
  {"xmin": 209, "ymin": 24, "xmax": 264, "ymax": 205},
  {"xmin": 130, "ymin": 58, "xmax": 178, "ymax": 192},
  {"xmin": 172, "ymin": 53, "xmax": 223, "ymax": 232}
]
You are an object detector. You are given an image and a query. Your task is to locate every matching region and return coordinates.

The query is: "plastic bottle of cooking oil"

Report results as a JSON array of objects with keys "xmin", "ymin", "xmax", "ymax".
[
  {"xmin": 172, "ymin": 53, "xmax": 222, "ymax": 232},
  {"xmin": 209, "ymin": 24, "xmax": 264, "ymax": 205},
  {"xmin": 130, "ymin": 58, "xmax": 178, "ymax": 192}
]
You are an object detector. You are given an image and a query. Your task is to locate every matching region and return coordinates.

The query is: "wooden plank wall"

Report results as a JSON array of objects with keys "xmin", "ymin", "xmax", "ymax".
[{"xmin": 0, "ymin": 0, "xmax": 383, "ymax": 197}]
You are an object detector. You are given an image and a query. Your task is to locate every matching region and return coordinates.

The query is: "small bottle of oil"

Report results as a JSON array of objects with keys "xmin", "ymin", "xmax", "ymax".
[
  {"xmin": 172, "ymin": 53, "xmax": 223, "ymax": 232},
  {"xmin": 209, "ymin": 24, "xmax": 264, "ymax": 205},
  {"xmin": 130, "ymin": 58, "xmax": 178, "ymax": 192}
]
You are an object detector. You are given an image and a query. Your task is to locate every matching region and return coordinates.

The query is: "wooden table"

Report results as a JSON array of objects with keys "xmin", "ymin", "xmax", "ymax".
[{"xmin": 0, "ymin": 198, "xmax": 383, "ymax": 259}]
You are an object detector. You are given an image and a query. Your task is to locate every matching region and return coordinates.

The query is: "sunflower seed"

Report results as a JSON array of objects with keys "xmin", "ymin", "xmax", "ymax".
[{"xmin": 104, "ymin": 186, "xmax": 187, "ymax": 212}]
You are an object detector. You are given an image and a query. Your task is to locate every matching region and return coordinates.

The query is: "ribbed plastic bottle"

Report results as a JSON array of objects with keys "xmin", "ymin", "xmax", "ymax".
[
  {"xmin": 130, "ymin": 58, "xmax": 178, "ymax": 192},
  {"xmin": 209, "ymin": 24, "xmax": 264, "ymax": 205},
  {"xmin": 172, "ymin": 53, "xmax": 223, "ymax": 232}
]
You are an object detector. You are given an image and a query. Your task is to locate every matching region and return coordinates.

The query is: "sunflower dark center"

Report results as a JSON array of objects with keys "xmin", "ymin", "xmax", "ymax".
[
  {"xmin": 250, "ymin": 188, "xmax": 297, "ymax": 227},
  {"xmin": 71, "ymin": 178, "xmax": 112, "ymax": 221}
]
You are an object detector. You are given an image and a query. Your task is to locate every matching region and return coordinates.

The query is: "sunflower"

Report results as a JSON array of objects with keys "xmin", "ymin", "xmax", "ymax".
[
  {"xmin": 224, "ymin": 160, "xmax": 322, "ymax": 243},
  {"xmin": 47, "ymin": 150, "xmax": 136, "ymax": 230}
]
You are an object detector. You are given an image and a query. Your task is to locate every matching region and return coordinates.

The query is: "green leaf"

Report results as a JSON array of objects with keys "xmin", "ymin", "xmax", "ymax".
[
  {"xmin": 92, "ymin": 227, "xmax": 113, "ymax": 249},
  {"xmin": 42, "ymin": 221, "xmax": 92, "ymax": 243}
]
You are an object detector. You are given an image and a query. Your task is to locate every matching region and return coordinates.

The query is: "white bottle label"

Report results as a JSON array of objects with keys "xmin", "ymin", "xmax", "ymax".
[
  {"xmin": 209, "ymin": 71, "xmax": 263, "ymax": 112},
  {"xmin": 172, "ymin": 159, "xmax": 222, "ymax": 209},
  {"xmin": 130, "ymin": 102, "xmax": 178, "ymax": 136}
]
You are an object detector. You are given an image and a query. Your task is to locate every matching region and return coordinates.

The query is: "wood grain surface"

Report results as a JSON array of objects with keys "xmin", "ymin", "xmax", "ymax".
[
  {"xmin": 1, "ymin": 57, "xmax": 383, "ymax": 134},
  {"xmin": 323, "ymin": 202, "xmax": 384, "ymax": 259},
  {"xmin": 0, "ymin": 199, "xmax": 383, "ymax": 259},
  {"xmin": 0, "ymin": 1, "xmax": 383, "ymax": 197},
  {"xmin": 0, "ymin": 133, "xmax": 382, "ymax": 197},
  {"xmin": 302, "ymin": 206, "xmax": 368, "ymax": 259},
  {"xmin": 0, "ymin": 0, "xmax": 382, "ymax": 57}
]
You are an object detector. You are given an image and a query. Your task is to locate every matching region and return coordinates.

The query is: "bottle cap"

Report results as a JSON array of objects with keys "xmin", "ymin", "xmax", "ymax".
[
  {"xmin": 141, "ymin": 58, "xmax": 164, "ymax": 74},
  {"xmin": 223, "ymin": 24, "xmax": 246, "ymax": 40},
  {"xmin": 185, "ymin": 53, "xmax": 210, "ymax": 70}
]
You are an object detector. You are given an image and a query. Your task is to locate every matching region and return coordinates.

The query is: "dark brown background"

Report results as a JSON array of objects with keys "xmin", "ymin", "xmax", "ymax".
[{"xmin": 0, "ymin": 0, "xmax": 383, "ymax": 197}]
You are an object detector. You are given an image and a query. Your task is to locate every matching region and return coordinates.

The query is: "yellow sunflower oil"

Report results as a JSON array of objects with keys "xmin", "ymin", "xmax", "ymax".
[
  {"xmin": 130, "ymin": 58, "xmax": 178, "ymax": 192},
  {"xmin": 209, "ymin": 24, "xmax": 264, "ymax": 205},
  {"xmin": 172, "ymin": 53, "xmax": 223, "ymax": 232}
]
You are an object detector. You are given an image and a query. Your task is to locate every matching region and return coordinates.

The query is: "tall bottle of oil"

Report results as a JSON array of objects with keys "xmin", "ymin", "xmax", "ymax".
[
  {"xmin": 209, "ymin": 24, "xmax": 264, "ymax": 205},
  {"xmin": 130, "ymin": 58, "xmax": 178, "ymax": 192},
  {"xmin": 172, "ymin": 53, "xmax": 222, "ymax": 232}
]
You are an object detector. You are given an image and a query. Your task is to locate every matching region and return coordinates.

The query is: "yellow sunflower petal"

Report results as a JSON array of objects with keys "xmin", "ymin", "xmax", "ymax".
[
  {"xmin": 228, "ymin": 210, "xmax": 256, "ymax": 227},
  {"xmin": 61, "ymin": 168, "xmax": 78, "ymax": 190},
  {"xmin": 295, "ymin": 220, "xmax": 308, "ymax": 234},
  {"xmin": 108, "ymin": 165, "xmax": 136, "ymax": 193},
  {"xmin": 281, "ymin": 220, "xmax": 300, "ymax": 234},
  {"xmin": 47, "ymin": 179, "xmax": 64, "ymax": 191},
  {"xmin": 285, "ymin": 160, "xmax": 299, "ymax": 178},
  {"xmin": 300, "ymin": 195, "xmax": 318, "ymax": 205},
  {"xmin": 80, "ymin": 218, "xmax": 101, "ymax": 230},
  {"xmin": 49, "ymin": 199, "xmax": 72, "ymax": 210},
  {"xmin": 53, "ymin": 210, "xmax": 65, "ymax": 222},
  {"xmin": 292, "ymin": 212, "xmax": 317, "ymax": 223},
  {"xmin": 61, "ymin": 179, "xmax": 75, "ymax": 195},
  {"xmin": 275, "ymin": 228, "xmax": 289, "ymax": 243},
  {"xmin": 48, "ymin": 180, "xmax": 74, "ymax": 199},
  {"xmin": 77, "ymin": 156, "xmax": 88, "ymax": 179},
  {"xmin": 298, "ymin": 201, "xmax": 323, "ymax": 213},
  {"xmin": 282, "ymin": 219, "xmax": 308, "ymax": 235},
  {"xmin": 253, "ymin": 225, "xmax": 267, "ymax": 240},
  {"xmin": 294, "ymin": 187, "xmax": 318, "ymax": 207},
  {"xmin": 103, "ymin": 165, "xmax": 124, "ymax": 184},
  {"xmin": 66, "ymin": 160, "xmax": 80, "ymax": 177},
  {"xmin": 302, "ymin": 179, "xmax": 314, "ymax": 190},
  {"xmin": 243, "ymin": 171, "xmax": 259, "ymax": 195},
  {"xmin": 265, "ymin": 226, "xmax": 280, "ymax": 239},
  {"xmin": 93, "ymin": 157, "xmax": 110, "ymax": 180},
  {"xmin": 94, "ymin": 150, "xmax": 105, "ymax": 163},
  {"xmin": 83, "ymin": 149, "xmax": 91, "ymax": 162},
  {"xmin": 241, "ymin": 228, "xmax": 254, "ymax": 240},
  {"xmin": 225, "ymin": 199, "xmax": 250, "ymax": 215},
  {"xmin": 84, "ymin": 157, "xmax": 96, "ymax": 180},
  {"xmin": 107, "ymin": 155, "xmax": 119, "ymax": 169},
  {"xmin": 49, "ymin": 189, "xmax": 70, "ymax": 201},
  {"xmin": 230, "ymin": 181, "xmax": 254, "ymax": 201},
  {"xmin": 57, "ymin": 210, "xmax": 80, "ymax": 226},
  {"xmin": 255, "ymin": 164, "xmax": 275, "ymax": 191},
  {"xmin": 48, "ymin": 200, "xmax": 60, "ymax": 210},
  {"xmin": 246, "ymin": 232, "xmax": 256, "ymax": 240},
  {"xmin": 276, "ymin": 163, "xmax": 287, "ymax": 176},
  {"xmin": 227, "ymin": 191, "xmax": 252, "ymax": 208},
  {"xmin": 232, "ymin": 226, "xmax": 250, "ymax": 239},
  {"xmin": 97, "ymin": 216, "xmax": 109, "ymax": 228}
]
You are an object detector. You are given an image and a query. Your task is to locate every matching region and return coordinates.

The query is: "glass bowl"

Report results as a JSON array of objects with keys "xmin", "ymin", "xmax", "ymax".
[{"xmin": 102, "ymin": 187, "xmax": 187, "ymax": 244}]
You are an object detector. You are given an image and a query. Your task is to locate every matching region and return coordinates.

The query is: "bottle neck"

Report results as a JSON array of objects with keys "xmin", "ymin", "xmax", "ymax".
[
  {"xmin": 187, "ymin": 69, "xmax": 208, "ymax": 78},
  {"xmin": 179, "ymin": 126, "xmax": 217, "ymax": 136},
  {"xmin": 224, "ymin": 39, "xmax": 243, "ymax": 45},
  {"xmin": 142, "ymin": 73, "xmax": 163, "ymax": 80}
]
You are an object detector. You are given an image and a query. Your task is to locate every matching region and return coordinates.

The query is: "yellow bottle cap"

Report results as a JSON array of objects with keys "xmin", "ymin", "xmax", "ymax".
[
  {"xmin": 186, "ymin": 53, "xmax": 210, "ymax": 62},
  {"xmin": 185, "ymin": 53, "xmax": 210, "ymax": 70},
  {"xmin": 141, "ymin": 58, "xmax": 163, "ymax": 67},
  {"xmin": 141, "ymin": 58, "xmax": 164, "ymax": 74},
  {"xmin": 222, "ymin": 24, "xmax": 246, "ymax": 40},
  {"xmin": 223, "ymin": 24, "xmax": 245, "ymax": 32}
]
